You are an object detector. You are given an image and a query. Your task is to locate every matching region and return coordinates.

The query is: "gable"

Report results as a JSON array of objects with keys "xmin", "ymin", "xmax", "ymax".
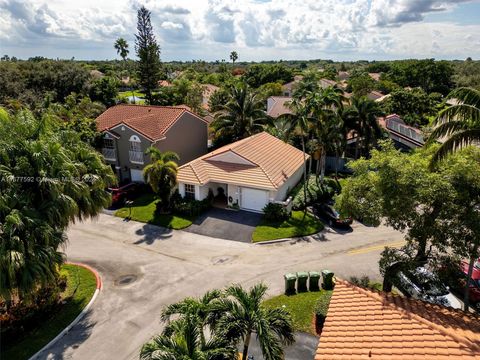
[{"xmin": 205, "ymin": 150, "xmax": 256, "ymax": 166}]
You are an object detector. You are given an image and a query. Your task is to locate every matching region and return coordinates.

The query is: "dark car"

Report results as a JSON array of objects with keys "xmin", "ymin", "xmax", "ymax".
[
  {"xmin": 107, "ymin": 182, "xmax": 142, "ymax": 207},
  {"xmin": 394, "ymin": 267, "xmax": 462, "ymax": 309},
  {"xmin": 313, "ymin": 203, "xmax": 353, "ymax": 228}
]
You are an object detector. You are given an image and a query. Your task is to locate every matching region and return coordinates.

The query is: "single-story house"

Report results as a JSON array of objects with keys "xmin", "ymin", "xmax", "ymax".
[
  {"xmin": 315, "ymin": 279, "xmax": 480, "ymax": 359},
  {"xmin": 96, "ymin": 104, "xmax": 208, "ymax": 183},
  {"xmin": 177, "ymin": 132, "xmax": 308, "ymax": 212},
  {"xmin": 266, "ymin": 96, "xmax": 294, "ymax": 118}
]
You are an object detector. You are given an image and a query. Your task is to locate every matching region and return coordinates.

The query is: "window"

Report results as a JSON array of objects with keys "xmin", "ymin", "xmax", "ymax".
[
  {"xmin": 185, "ymin": 184, "xmax": 195, "ymax": 200},
  {"xmin": 129, "ymin": 135, "xmax": 143, "ymax": 163},
  {"xmin": 103, "ymin": 138, "xmax": 114, "ymax": 149}
]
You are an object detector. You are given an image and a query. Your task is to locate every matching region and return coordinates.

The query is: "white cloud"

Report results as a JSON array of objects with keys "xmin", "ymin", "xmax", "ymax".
[{"xmin": 0, "ymin": 0, "xmax": 478, "ymax": 60}]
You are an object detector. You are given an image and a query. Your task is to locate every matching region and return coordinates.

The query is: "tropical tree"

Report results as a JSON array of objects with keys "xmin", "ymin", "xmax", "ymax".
[
  {"xmin": 345, "ymin": 96, "xmax": 384, "ymax": 158},
  {"xmin": 212, "ymin": 283, "xmax": 295, "ymax": 360},
  {"xmin": 229, "ymin": 51, "xmax": 238, "ymax": 65},
  {"xmin": 143, "ymin": 147, "xmax": 179, "ymax": 211},
  {"xmin": 0, "ymin": 108, "xmax": 115, "ymax": 302},
  {"xmin": 140, "ymin": 314, "xmax": 236, "ymax": 360},
  {"xmin": 212, "ymin": 82, "xmax": 268, "ymax": 146},
  {"xmin": 114, "ymin": 37, "xmax": 129, "ymax": 62},
  {"xmin": 135, "ymin": 6, "xmax": 161, "ymax": 104},
  {"xmin": 161, "ymin": 290, "xmax": 222, "ymax": 348},
  {"xmin": 308, "ymin": 86, "xmax": 345, "ymax": 183},
  {"xmin": 428, "ymin": 87, "xmax": 480, "ymax": 165},
  {"xmin": 279, "ymin": 98, "xmax": 312, "ymax": 216}
]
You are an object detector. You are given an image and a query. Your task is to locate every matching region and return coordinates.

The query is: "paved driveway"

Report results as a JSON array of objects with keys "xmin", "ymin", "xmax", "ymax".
[
  {"xmin": 38, "ymin": 215, "xmax": 404, "ymax": 360},
  {"xmin": 184, "ymin": 208, "xmax": 262, "ymax": 242},
  {"xmin": 248, "ymin": 332, "xmax": 319, "ymax": 360}
]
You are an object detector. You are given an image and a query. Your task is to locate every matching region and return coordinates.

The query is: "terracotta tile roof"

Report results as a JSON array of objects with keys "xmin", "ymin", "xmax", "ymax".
[
  {"xmin": 315, "ymin": 280, "xmax": 480, "ymax": 360},
  {"xmin": 96, "ymin": 104, "xmax": 206, "ymax": 141},
  {"xmin": 178, "ymin": 132, "xmax": 307, "ymax": 190},
  {"xmin": 266, "ymin": 96, "xmax": 294, "ymax": 118}
]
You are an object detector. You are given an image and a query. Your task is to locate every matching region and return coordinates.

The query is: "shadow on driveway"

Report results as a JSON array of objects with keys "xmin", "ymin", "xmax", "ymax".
[
  {"xmin": 184, "ymin": 208, "xmax": 262, "ymax": 243},
  {"xmin": 247, "ymin": 331, "xmax": 318, "ymax": 360}
]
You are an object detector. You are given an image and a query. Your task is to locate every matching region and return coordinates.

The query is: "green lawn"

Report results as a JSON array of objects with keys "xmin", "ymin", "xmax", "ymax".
[
  {"xmin": 114, "ymin": 193, "xmax": 195, "ymax": 230},
  {"xmin": 252, "ymin": 211, "xmax": 324, "ymax": 242},
  {"xmin": 263, "ymin": 290, "xmax": 333, "ymax": 335},
  {"xmin": 2, "ymin": 264, "xmax": 97, "ymax": 360}
]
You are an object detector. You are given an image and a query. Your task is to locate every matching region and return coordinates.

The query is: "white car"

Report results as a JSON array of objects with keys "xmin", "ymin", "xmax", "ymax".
[{"xmin": 396, "ymin": 267, "xmax": 462, "ymax": 309}]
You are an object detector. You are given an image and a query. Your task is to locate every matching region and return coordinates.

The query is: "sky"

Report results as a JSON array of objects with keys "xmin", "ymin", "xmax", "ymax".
[{"xmin": 0, "ymin": 0, "xmax": 479, "ymax": 62}]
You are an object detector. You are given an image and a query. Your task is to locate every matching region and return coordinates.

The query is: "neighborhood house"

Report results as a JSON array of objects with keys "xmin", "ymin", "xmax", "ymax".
[
  {"xmin": 96, "ymin": 104, "xmax": 208, "ymax": 183},
  {"xmin": 177, "ymin": 132, "xmax": 308, "ymax": 212}
]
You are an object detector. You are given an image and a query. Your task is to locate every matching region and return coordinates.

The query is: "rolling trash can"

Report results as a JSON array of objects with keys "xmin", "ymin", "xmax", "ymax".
[
  {"xmin": 284, "ymin": 273, "xmax": 297, "ymax": 295},
  {"xmin": 322, "ymin": 270, "xmax": 334, "ymax": 290},
  {"xmin": 308, "ymin": 271, "xmax": 320, "ymax": 291},
  {"xmin": 296, "ymin": 271, "xmax": 309, "ymax": 292}
]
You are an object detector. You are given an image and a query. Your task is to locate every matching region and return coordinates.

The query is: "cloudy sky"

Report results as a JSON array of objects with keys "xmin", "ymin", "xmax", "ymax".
[{"xmin": 0, "ymin": 0, "xmax": 479, "ymax": 61}]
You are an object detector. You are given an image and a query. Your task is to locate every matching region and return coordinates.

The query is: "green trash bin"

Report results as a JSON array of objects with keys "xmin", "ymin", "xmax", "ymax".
[
  {"xmin": 296, "ymin": 271, "xmax": 309, "ymax": 292},
  {"xmin": 308, "ymin": 271, "xmax": 321, "ymax": 291},
  {"xmin": 322, "ymin": 270, "xmax": 334, "ymax": 290},
  {"xmin": 284, "ymin": 273, "xmax": 297, "ymax": 295}
]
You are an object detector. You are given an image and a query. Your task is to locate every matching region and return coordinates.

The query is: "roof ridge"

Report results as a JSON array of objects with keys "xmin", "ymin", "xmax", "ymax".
[
  {"xmin": 338, "ymin": 280, "xmax": 480, "ymax": 352},
  {"xmin": 114, "ymin": 120, "xmax": 154, "ymax": 141},
  {"xmin": 115, "ymin": 103, "xmax": 189, "ymax": 111},
  {"xmin": 187, "ymin": 164, "xmax": 202, "ymax": 185}
]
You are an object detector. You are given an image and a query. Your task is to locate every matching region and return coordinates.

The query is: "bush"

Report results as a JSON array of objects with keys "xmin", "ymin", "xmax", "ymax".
[
  {"xmin": 0, "ymin": 274, "xmax": 65, "ymax": 344},
  {"xmin": 262, "ymin": 202, "xmax": 288, "ymax": 221},
  {"xmin": 349, "ymin": 275, "xmax": 383, "ymax": 291},
  {"xmin": 172, "ymin": 197, "xmax": 211, "ymax": 217},
  {"xmin": 290, "ymin": 176, "xmax": 341, "ymax": 210}
]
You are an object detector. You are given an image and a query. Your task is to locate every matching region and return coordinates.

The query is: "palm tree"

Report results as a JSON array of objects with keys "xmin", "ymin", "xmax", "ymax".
[
  {"xmin": 161, "ymin": 289, "xmax": 222, "ymax": 348},
  {"xmin": 308, "ymin": 86, "xmax": 345, "ymax": 183},
  {"xmin": 212, "ymin": 83, "xmax": 268, "ymax": 144},
  {"xmin": 279, "ymin": 98, "xmax": 312, "ymax": 217},
  {"xmin": 346, "ymin": 96, "xmax": 384, "ymax": 158},
  {"xmin": 0, "ymin": 108, "xmax": 115, "ymax": 302},
  {"xmin": 114, "ymin": 37, "xmax": 129, "ymax": 62},
  {"xmin": 213, "ymin": 283, "xmax": 295, "ymax": 360},
  {"xmin": 230, "ymin": 51, "xmax": 238, "ymax": 65},
  {"xmin": 143, "ymin": 147, "xmax": 179, "ymax": 212},
  {"xmin": 140, "ymin": 315, "xmax": 235, "ymax": 360},
  {"xmin": 428, "ymin": 87, "xmax": 480, "ymax": 166}
]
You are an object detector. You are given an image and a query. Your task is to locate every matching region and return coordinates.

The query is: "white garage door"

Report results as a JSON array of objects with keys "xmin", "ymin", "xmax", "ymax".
[
  {"xmin": 241, "ymin": 187, "xmax": 268, "ymax": 212},
  {"xmin": 130, "ymin": 169, "xmax": 144, "ymax": 183}
]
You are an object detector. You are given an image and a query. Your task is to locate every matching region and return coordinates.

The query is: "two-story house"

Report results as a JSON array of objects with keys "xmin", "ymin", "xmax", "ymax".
[{"xmin": 96, "ymin": 104, "xmax": 208, "ymax": 183}]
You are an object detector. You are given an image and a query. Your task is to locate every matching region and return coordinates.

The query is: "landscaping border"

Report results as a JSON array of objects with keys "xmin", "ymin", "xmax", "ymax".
[{"xmin": 29, "ymin": 262, "xmax": 102, "ymax": 360}]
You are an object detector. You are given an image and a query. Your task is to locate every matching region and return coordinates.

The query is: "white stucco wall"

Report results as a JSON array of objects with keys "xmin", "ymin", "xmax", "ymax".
[{"xmin": 273, "ymin": 165, "xmax": 305, "ymax": 201}]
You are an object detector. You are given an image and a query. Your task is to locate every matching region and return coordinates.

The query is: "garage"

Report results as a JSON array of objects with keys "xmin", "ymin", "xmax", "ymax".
[
  {"xmin": 130, "ymin": 169, "xmax": 144, "ymax": 183},
  {"xmin": 240, "ymin": 187, "xmax": 269, "ymax": 212}
]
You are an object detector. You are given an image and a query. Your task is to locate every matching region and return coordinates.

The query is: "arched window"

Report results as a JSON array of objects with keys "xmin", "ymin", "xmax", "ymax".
[{"xmin": 129, "ymin": 135, "xmax": 141, "ymax": 152}]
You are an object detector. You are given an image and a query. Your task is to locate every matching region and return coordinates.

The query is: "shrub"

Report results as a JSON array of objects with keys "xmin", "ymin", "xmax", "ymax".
[
  {"xmin": 262, "ymin": 202, "xmax": 288, "ymax": 221},
  {"xmin": 290, "ymin": 176, "xmax": 341, "ymax": 210},
  {"xmin": 173, "ymin": 197, "xmax": 211, "ymax": 217}
]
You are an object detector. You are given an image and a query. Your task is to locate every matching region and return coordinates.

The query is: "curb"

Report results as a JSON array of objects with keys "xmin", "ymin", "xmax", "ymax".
[{"xmin": 29, "ymin": 262, "xmax": 102, "ymax": 360}]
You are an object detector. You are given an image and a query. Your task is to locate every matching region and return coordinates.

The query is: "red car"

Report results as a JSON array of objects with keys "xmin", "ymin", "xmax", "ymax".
[
  {"xmin": 447, "ymin": 259, "xmax": 480, "ymax": 311},
  {"xmin": 108, "ymin": 182, "xmax": 141, "ymax": 207}
]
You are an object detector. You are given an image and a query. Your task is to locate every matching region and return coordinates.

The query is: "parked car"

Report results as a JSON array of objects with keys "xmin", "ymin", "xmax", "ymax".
[
  {"xmin": 313, "ymin": 203, "xmax": 353, "ymax": 228},
  {"xmin": 445, "ymin": 259, "xmax": 480, "ymax": 311},
  {"xmin": 394, "ymin": 267, "xmax": 462, "ymax": 309},
  {"xmin": 107, "ymin": 182, "xmax": 143, "ymax": 207}
]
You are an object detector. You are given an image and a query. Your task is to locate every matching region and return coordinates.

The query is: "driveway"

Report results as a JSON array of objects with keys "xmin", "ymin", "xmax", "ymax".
[
  {"xmin": 184, "ymin": 208, "xmax": 262, "ymax": 242},
  {"xmin": 38, "ymin": 215, "xmax": 404, "ymax": 360},
  {"xmin": 248, "ymin": 332, "xmax": 318, "ymax": 360}
]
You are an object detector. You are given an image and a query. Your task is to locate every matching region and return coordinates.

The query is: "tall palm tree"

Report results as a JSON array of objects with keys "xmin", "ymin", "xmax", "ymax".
[
  {"xmin": 346, "ymin": 96, "xmax": 384, "ymax": 158},
  {"xmin": 143, "ymin": 147, "xmax": 179, "ymax": 211},
  {"xmin": 140, "ymin": 315, "xmax": 236, "ymax": 360},
  {"xmin": 212, "ymin": 83, "xmax": 268, "ymax": 144},
  {"xmin": 429, "ymin": 87, "xmax": 480, "ymax": 166},
  {"xmin": 213, "ymin": 283, "xmax": 295, "ymax": 360},
  {"xmin": 308, "ymin": 86, "xmax": 345, "ymax": 183},
  {"xmin": 279, "ymin": 98, "xmax": 312, "ymax": 216},
  {"xmin": 114, "ymin": 37, "xmax": 129, "ymax": 62},
  {"xmin": 161, "ymin": 289, "xmax": 222, "ymax": 348}
]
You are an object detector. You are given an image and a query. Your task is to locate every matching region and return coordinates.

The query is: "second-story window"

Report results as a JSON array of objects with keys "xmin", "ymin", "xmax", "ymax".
[
  {"xmin": 129, "ymin": 135, "xmax": 143, "ymax": 163},
  {"xmin": 104, "ymin": 138, "xmax": 114, "ymax": 149}
]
